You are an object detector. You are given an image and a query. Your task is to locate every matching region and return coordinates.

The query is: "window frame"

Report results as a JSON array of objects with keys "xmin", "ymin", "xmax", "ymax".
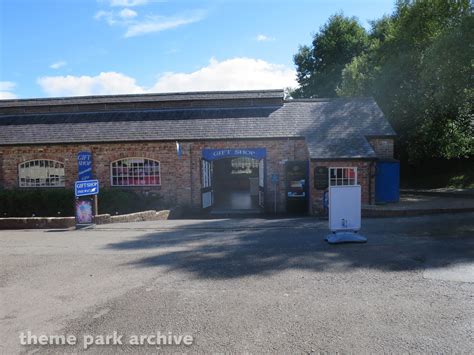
[
  {"xmin": 328, "ymin": 167, "xmax": 358, "ymax": 186},
  {"xmin": 110, "ymin": 157, "xmax": 161, "ymax": 187},
  {"xmin": 18, "ymin": 159, "xmax": 66, "ymax": 188}
]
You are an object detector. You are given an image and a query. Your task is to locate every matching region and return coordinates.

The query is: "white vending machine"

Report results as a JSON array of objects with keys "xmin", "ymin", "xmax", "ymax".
[{"xmin": 326, "ymin": 185, "xmax": 367, "ymax": 243}]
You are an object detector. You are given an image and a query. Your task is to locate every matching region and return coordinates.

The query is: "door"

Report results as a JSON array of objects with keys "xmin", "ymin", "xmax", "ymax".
[
  {"xmin": 201, "ymin": 159, "xmax": 214, "ymax": 209},
  {"xmin": 375, "ymin": 161, "xmax": 400, "ymax": 203},
  {"xmin": 258, "ymin": 158, "xmax": 265, "ymax": 208}
]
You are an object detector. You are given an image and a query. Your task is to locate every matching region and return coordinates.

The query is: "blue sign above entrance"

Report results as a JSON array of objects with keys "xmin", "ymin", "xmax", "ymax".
[
  {"xmin": 202, "ymin": 148, "xmax": 266, "ymax": 161},
  {"xmin": 77, "ymin": 151, "xmax": 93, "ymax": 181}
]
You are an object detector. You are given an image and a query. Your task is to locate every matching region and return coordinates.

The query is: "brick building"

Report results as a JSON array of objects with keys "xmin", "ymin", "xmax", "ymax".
[{"xmin": 0, "ymin": 90, "xmax": 397, "ymax": 215}]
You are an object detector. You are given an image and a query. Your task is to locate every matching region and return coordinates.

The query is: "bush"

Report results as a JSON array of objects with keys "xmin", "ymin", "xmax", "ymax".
[
  {"xmin": 98, "ymin": 189, "xmax": 163, "ymax": 215},
  {"xmin": 0, "ymin": 188, "xmax": 163, "ymax": 217},
  {"xmin": 0, "ymin": 189, "xmax": 75, "ymax": 217}
]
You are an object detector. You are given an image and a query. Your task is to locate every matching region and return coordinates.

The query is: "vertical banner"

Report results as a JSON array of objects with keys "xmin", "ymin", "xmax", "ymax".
[
  {"xmin": 176, "ymin": 141, "xmax": 182, "ymax": 159},
  {"xmin": 77, "ymin": 151, "xmax": 93, "ymax": 181},
  {"xmin": 75, "ymin": 197, "xmax": 94, "ymax": 226}
]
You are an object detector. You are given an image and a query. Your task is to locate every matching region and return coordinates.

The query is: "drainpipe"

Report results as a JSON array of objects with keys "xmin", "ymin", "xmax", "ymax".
[
  {"xmin": 369, "ymin": 161, "xmax": 375, "ymax": 205},
  {"xmin": 189, "ymin": 143, "xmax": 193, "ymax": 207}
]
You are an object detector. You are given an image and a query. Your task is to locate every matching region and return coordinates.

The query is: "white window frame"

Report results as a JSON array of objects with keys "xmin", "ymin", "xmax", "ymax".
[
  {"xmin": 202, "ymin": 160, "xmax": 212, "ymax": 188},
  {"xmin": 18, "ymin": 159, "xmax": 65, "ymax": 188},
  {"xmin": 329, "ymin": 167, "xmax": 358, "ymax": 186},
  {"xmin": 110, "ymin": 157, "xmax": 161, "ymax": 187}
]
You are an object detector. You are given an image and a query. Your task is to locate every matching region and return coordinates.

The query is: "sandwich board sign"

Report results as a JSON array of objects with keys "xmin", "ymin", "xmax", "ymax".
[
  {"xmin": 326, "ymin": 185, "xmax": 366, "ymax": 244},
  {"xmin": 329, "ymin": 185, "xmax": 361, "ymax": 231}
]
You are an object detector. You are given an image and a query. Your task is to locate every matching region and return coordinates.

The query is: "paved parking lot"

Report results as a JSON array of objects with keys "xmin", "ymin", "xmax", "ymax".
[{"xmin": 1, "ymin": 213, "xmax": 473, "ymax": 353}]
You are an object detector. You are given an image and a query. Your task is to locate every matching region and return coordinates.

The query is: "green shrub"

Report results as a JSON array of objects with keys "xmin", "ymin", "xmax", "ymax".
[
  {"xmin": 98, "ymin": 189, "xmax": 162, "ymax": 215},
  {"xmin": 0, "ymin": 188, "xmax": 162, "ymax": 217},
  {"xmin": 0, "ymin": 189, "xmax": 74, "ymax": 217}
]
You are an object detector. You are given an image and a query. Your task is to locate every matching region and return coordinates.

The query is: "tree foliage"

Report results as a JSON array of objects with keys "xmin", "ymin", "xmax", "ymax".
[
  {"xmin": 292, "ymin": 14, "xmax": 369, "ymax": 98},
  {"xmin": 295, "ymin": 1, "xmax": 473, "ymax": 162}
]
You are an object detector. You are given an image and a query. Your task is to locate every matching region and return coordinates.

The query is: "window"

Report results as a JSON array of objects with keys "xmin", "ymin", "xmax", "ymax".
[
  {"xmin": 202, "ymin": 160, "xmax": 212, "ymax": 188},
  {"xmin": 19, "ymin": 160, "xmax": 65, "ymax": 187},
  {"xmin": 329, "ymin": 167, "xmax": 357, "ymax": 186},
  {"xmin": 111, "ymin": 158, "xmax": 160, "ymax": 186}
]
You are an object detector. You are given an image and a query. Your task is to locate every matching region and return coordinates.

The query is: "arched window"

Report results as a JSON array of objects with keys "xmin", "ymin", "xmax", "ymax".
[
  {"xmin": 111, "ymin": 158, "xmax": 161, "ymax": 186},
  {"xmin": 19, "ymin": 160, "xmax": 65, "ymax": 187}
]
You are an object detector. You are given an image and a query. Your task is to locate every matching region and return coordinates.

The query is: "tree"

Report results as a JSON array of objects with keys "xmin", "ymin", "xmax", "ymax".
[
  {"xmin": 292, "ymin": 14, "xmax": 369, "ymax": 98},
  {"xmin": 337, "ymin": 0, "xmax": 473, "ymax": 161}
]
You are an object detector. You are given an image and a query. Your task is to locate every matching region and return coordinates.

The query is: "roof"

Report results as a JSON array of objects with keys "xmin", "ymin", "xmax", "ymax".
[
  {"xmin": 0, "ymin": 92, "xmax": 396, "ymax": 159},
  {"xmin": 0, "ymin": 89, "xmax": 283, "ymax": 109}
]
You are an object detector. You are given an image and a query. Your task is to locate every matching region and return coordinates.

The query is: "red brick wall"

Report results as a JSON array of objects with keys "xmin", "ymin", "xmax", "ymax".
[
  {"xmin": 310, "ymin": 160, "xmax": 376, "ymax": 214},
  {"xmin": 186, "ymin": 139, "xmax": 309, "ymax": 212},
  {"xmin": 0, "ymin": 142, "xmax": 192, "ymax": 206},
  {"xmin": 0, "ymin": 139, "xmax": 310, "ymax": 212},
  {"xmin": 368, "ymin": 138, "xmax": 394, "ymax": 160},
  {"xmin": 0, "ymin": 140, "xmax": 377, "ymax": 214}
]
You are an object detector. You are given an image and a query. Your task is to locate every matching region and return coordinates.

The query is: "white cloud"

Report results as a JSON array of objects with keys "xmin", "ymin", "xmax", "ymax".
[
  {"xmin": 37, "ymin": 58, "xmax": 296, "ymax": 97},
  {"xmin": 109, "ymin": 0, "xmax": 149, "ymax": 7},
  {"xmin": 256, "ymin": 34, "xmax": 275, "ymax": 42},
  {"xmin": 94, "ymin": 10, "xmax": 117, "ymax": 25},
  {"xmin": 37, "ymin": 72, "xmax": 145, "ymax": 97},
  {"xmin": 95, "ymin": 7, "xmax": 205, "ymax": 38},
  {"xmin": 0, "ymin": 81, "xmax": 17, "ymax": 99},
  {"xmin": 150, "ymin": 57, "xmax": 296, "ymax": 92},
  {"xmin": 0, "ymin": 81, "xmax": 16, "ymax": 91},
  {"xmin": 119, "ymin": 8, "xmax": 137, "ymax": 18},
  {"xmin": 124, "ymin": 12, "xmax": 205, "ymax": 38},
  {"xmin": 49, "ymin": 61, "xmax": 67, "ymax": 69},
  {"xmin": 0, "ymin": 92, "xmax": 17, "ymax": 99}
]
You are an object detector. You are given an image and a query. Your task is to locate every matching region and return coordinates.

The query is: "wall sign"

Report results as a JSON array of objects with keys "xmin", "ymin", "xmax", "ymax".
[
  {"xmin": 75, "ymin": 179, "xmax": 99, "ymax": 197},
  {"xmin": 314, "ymin": 166, "xmax": 329, "ymax": 190},
  {"xmin": 77, "ymin": 151, "xmax": 93, "ymax": 181},
  {"xmin": 202, "ymin": 148, "xmax": 266, "ymax": 161}
]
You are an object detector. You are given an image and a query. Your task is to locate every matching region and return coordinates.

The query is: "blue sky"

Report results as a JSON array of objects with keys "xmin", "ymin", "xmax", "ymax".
[{"xmin": 0, "ymin": 0, "xmax": 395, "ymax": 99}]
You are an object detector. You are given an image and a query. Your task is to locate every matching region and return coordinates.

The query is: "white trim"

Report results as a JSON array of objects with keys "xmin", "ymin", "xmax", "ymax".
[
  {"xmin": 328, "ymin": 167, "xmax": 358, "ymax": 187},
  {"xmin": 18, "ymin": 159, "xmax": 65, "ymax": 188},
  {"xmin": 110, "ymin": 157, "xmax": 161, "ymax": 187}
]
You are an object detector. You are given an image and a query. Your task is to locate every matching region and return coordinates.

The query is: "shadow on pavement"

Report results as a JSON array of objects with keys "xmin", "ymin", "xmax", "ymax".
[{"xmin": 104, "ymin": 213, "xmax": 474, "ymax": 279}]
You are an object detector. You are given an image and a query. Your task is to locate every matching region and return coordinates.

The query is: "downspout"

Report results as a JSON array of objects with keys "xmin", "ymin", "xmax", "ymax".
[
  {"xmin": 189, "ymin": 143, "xmax": 193, "ymax": 207},
  {"xmin": 369, "ymin": 160, "xmax": 375, "ymax": 205}
]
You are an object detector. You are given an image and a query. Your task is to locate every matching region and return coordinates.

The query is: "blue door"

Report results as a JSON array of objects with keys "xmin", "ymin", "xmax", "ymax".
[{"xmin": 375, "ymin": 161, "xmax": 400, "ymax": 203}]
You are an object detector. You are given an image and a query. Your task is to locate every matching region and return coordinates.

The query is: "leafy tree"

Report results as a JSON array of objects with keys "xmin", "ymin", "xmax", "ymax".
[
  {"xmin": 337, "ymin": 0, "xmax": 473, "ymax": 161},
  {"xmin": 292, "ymin": 14, "xmax": 369, "ymax": 98}
]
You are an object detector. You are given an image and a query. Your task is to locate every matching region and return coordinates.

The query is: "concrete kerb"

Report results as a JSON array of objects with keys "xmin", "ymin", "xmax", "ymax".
[
  {"xmin": 362, "ymin": 207, "xmax": 474, "ymax": 217},
  {"xmin": 0, "ymin": 209, "xmax": 175, "ymax": 230}
]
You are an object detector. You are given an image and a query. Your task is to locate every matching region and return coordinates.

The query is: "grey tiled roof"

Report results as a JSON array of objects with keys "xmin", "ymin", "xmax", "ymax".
[
  {"xmin": 0, "ymin": 89, "xmax": 284, "ymax": 108},
  {"xmin": 0, "ymin": 97, "xmax": 395, "ymax": 159}
]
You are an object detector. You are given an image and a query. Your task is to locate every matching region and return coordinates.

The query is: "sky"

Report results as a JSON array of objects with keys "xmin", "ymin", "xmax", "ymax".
[{"xmin": 0, "ymin": 0, "xmax": 395, "ymax": 100}]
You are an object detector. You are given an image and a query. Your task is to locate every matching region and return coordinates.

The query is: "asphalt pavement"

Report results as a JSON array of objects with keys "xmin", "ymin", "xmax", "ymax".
[{"xmin": 1, "ymin": 213, "xmax": 473, "ymax": 353}]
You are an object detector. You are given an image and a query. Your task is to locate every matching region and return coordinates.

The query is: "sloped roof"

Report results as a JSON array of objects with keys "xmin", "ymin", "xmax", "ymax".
[{"xmin": 0, "ymin": 95, "xmax": 395, "ymax": 159}]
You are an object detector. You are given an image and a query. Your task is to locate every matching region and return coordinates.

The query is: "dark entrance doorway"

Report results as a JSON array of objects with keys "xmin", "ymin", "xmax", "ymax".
[
  {"xmin": 213, "ymin": 157, "xmax": 260, "ymax": 211},
  {"xmin": 201, "ymin": 148, "xmax": 266, "ymax": 213}
]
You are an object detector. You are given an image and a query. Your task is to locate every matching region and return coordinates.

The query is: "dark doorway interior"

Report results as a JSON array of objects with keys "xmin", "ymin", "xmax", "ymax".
[{"xmin": 213, "ymin": 157, "xmax": 260, "ymax": 211}]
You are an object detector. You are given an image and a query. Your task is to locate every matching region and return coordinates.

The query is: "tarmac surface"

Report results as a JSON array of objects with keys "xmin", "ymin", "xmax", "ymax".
[{"xmin": 1, "ymin": 213, "xmax": 473, "ymax": 353}]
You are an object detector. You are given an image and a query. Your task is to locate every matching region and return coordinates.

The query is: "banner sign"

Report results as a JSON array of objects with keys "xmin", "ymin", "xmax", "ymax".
[
  {"xmin": 202, "ymin": 148, "xmax": 266, "ymax": 161},
  {"xmin": 75, "ymin": 179, "xmax": 99, "ymax": 197},
  {"xmin": 75, "ymin": 198, "xmax": 94, "ymax": 224},
  {"xmin": 77, "ymin": 151, "xmax": 93, "ymax": 181}
]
